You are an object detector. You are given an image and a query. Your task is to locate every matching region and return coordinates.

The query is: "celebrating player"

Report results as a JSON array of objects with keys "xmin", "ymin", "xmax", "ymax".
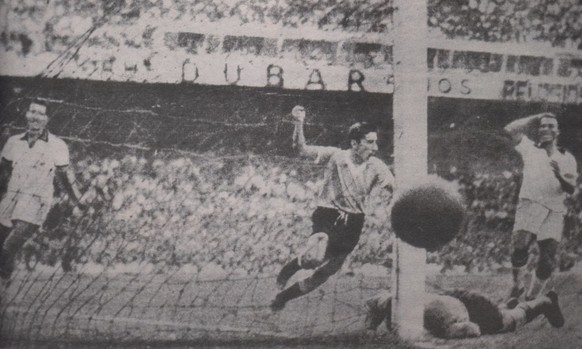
[
  {"xmin": 270, "ymin": 105, "xmax": 394, "ymax": 311},
  {"xmin": 365, "ymin": 289, "xmax": 564, "ymax": 338},
  {"xmin": 0, "ymin": 100, "xmax": 84, "ymax": 280},
  {"xmin": 504, "ymin": 113, "xmax": 578, "ymax": 302}
]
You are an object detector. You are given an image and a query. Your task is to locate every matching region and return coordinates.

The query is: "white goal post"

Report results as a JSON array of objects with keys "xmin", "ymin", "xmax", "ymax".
[{"xmin": 391, "ymin": 0, "xmax": 428, "ymax": 341}]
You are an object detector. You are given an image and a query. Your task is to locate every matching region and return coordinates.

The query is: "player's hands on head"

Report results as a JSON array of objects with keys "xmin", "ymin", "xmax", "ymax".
[
  {"xmin": 531, "ymin": 112, "xmax": 555, "ymax": 120},
  {"xmin": 291, "ymin": 105, "xmax": 305, "ymax": 123}
]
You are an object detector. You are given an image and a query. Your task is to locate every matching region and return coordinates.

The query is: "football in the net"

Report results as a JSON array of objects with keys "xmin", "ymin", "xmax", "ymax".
[{"xmin": 391, "ymin": 177, "xmax": 466, "ymax": 251}]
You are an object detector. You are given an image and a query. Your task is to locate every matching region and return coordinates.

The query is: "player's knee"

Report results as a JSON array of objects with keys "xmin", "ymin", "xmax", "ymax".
[
  {"xmin": 511, "ymin": 247, "xmax": 529, "ymax": 268},
  {"xmin": 298, "ymin": 232, "xmax": 328, "ymax": 269},
  {"xmin": 298, "ymin": 255, "xmax": 324, "ymax": 269}
]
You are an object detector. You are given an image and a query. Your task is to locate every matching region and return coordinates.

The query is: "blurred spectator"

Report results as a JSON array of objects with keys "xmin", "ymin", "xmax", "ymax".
[{"xmin": 3, "ymin": 0, "xmax": 582, "ymax": 58}]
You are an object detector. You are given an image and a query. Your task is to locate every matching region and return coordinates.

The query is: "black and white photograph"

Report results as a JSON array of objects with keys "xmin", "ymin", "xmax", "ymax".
[{"xmin": 0, "ymin": 0, "xmax": 581, "ymax": 348}]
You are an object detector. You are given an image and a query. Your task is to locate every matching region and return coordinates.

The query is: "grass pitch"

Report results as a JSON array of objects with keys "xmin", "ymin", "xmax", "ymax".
[{"xmin": 2, "ymin": 264, "xmax": 582, "ymax": 349}]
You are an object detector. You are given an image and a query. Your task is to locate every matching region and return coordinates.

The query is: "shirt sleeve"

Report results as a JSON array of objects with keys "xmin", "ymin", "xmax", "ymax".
[
  {"xmin": 314, "ymin": 146, "xmax": 340, "ymax": 164},
  {"xmin": 372, "ymin": 159, "xmax": 395, "ymax": 189},
  {"xmin": 1, "ymin": 137, "xmax": 15, "ymax": 162},
  {"xmin": 53, "ymin": 139, "xmax": 70, "ymax": 167},
  {"xmin": 563, "ymin": 152, "xmax": 578, "ymax": 180},
  {"xmin": 514, "ymin": 135, "xmax": 535, "ymax": 155}
]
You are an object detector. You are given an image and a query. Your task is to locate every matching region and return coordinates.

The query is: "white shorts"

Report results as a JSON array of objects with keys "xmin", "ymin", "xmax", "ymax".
[
  {"xmin": 0, "ymin": 191, "xmax": 52, "ymax": 228},
  {"xmin": 513, "ymin": 199, "xmax": 565, "ymax": 241}
]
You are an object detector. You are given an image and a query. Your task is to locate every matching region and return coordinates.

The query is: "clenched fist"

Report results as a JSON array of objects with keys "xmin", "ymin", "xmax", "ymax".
[{"xmin": 291, "ymin": 105, "xmax": 305, "ymax": 123}]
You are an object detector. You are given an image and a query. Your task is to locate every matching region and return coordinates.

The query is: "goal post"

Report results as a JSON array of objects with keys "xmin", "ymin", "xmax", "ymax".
[{"xmin": 391, "ymin": 0, "xmax": 428, "ymax": 341}]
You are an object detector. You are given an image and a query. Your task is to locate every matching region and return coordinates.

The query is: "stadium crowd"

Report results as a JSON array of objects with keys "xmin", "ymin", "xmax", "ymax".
[
  {"xmin": 0, "ymin": 0, "xmax": 581, "ymax": 58},
  {"xmin": 17, "ymin": 148, "xmax": 579, "ymax": 276}
]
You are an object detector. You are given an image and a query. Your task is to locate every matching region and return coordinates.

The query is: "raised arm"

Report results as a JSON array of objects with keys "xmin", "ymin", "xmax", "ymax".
[
  {"xmin": 291, "ymin": 105, "xmax": 323, "ymax": 159},
  {"xmin": 504, "ymin": 113, "xmax": 551, "ymax": 145}
]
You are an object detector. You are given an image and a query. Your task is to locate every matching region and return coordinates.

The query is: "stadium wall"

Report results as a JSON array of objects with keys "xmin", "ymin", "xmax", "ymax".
[{"xmin": 1, "ymin": 75, "xmax": 581, "ymax": 167}]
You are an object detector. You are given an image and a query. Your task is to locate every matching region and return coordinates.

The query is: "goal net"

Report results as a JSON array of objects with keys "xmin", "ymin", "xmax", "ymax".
[
  {"xmin": 0, "ymin": 79, "xmax": 395, "ymax": 344},
  {"xmin": 2, "ymin": 0, "xmax": 582, "ymax": 346}
]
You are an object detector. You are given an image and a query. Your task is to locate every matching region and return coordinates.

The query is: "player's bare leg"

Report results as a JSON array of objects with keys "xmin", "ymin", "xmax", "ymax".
[
  {"xmin": 527, "ymin": 240, "xmax": 558, "ymax": 300},
  {"xmin": 526, "ymin": 239, "xmax": 559, "ymax": 300},
  {"xmin": 508, "ymin": 230, "xmax": 535, "ymax": 305}
]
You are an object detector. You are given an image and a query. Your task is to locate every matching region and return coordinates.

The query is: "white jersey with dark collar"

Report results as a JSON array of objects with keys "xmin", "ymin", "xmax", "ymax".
[
  {"xmin": 1, "ymin": 132, "xmax": 70, "ymax": 199},
  {"xmin": 515, "ymin": 136, "xmax": 577, "ymax": 213}
]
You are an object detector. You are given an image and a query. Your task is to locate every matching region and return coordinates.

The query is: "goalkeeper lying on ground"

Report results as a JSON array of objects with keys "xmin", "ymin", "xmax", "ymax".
[{"xmin": 364, "ymin": 289, "xmax": 564, "ymax": 338}]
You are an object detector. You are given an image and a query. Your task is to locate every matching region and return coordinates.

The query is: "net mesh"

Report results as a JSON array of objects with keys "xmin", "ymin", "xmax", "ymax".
[
  {"xmin": 1, "ymin": 75, "xmax": 580, "ymax": 346},
  {"xmin": 3, "ymin": 269, "xmax": 391, "ymax": 342},
  {"xmin": 0, "ymin": 77, "xmax": 398, "ymax": 344},
  {"xmin": 1, "ymin": 1, "xmax": 582, "ymax": 346},
  {"xmin": 2, "ymin": 73, "xmax": 581, "ymax": 344}
]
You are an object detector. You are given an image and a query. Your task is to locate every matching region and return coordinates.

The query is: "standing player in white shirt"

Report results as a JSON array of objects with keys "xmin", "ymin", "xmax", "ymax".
[
  {"xmin": 504, "ymin": 113, "xmax": 578, "ymax": 302},
  {"xmin": 0, "ymin": 100, "xmax": 84, "ymax": 280},
  {"xmin": 270, "ymin": 105, "xmax": 394, "ymax": 311}
]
